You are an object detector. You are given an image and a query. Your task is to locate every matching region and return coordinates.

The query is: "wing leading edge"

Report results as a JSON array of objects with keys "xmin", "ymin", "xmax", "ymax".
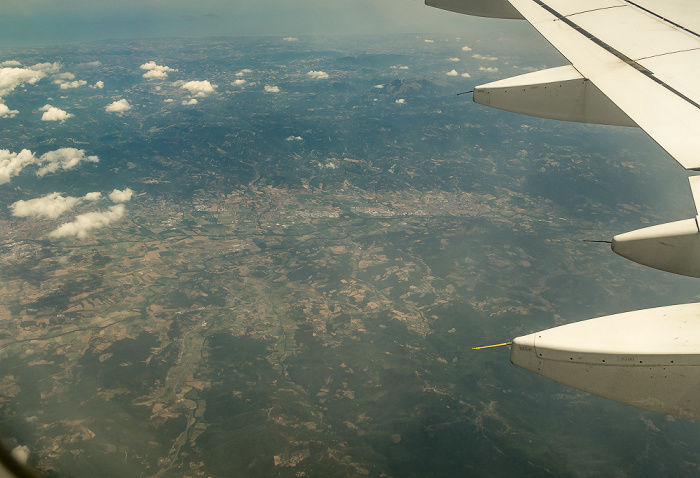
[{"xmin": 428, "ymin": 0, "xmax": 700, "ymax": 418}]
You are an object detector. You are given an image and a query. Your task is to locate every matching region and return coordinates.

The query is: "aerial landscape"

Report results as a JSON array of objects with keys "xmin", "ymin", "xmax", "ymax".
[{"xmin": 0, "ymin": 7, "xmax": 699, "ymax": 477}]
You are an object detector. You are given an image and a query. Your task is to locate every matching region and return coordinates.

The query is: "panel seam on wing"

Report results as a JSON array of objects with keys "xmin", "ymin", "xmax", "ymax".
[
  {"xmin": 566, "ymin": 5, "xmax": 625, "ymax": 19},
  {"xmin": 533, "ymin": 0, "xmax": 700, "ymax": 110},
  {"xmin": 622, "ymin": 0, "xmax": 700, "ymax": 39},
  {"xmin": 635, "ymin": 47, "xmax": 700, "ymax": 62}
]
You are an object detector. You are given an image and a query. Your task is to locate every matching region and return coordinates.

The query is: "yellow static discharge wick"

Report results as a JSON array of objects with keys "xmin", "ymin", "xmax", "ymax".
[{"xmin": 472, "ymin": 342, "xmax": 512, "ymax": 350}]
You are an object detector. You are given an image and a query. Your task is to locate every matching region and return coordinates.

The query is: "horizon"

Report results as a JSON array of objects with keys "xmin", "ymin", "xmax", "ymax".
[{"xmin": 0, "ymin": 0, "xmax": 521, "ymax": 48}]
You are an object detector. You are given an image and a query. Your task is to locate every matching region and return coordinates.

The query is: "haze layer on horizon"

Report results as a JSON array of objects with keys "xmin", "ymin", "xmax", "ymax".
[{"xmin": 0, "ymin": 0, "xmax": 523, "ymax": 47}]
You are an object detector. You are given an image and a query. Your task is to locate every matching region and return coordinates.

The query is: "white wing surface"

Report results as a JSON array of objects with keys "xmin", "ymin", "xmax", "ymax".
[
  {"xmin": 430, "ymin": 0, "xmax": 700, "ymax": 170},
  {"xmin": 427, "ymin": 0, "xmax": 700, "ymax": 418}
]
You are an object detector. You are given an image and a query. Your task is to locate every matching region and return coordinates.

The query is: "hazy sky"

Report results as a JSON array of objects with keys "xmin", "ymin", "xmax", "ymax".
[{"xmin": 0, "ymin": 0, "xmax": 507, "ymax": 46}]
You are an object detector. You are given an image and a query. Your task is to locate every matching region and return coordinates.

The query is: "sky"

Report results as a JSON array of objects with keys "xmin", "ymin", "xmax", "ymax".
[{"xmin": 0, "ymin": 0, "xmax": 512, "ymax": 47}]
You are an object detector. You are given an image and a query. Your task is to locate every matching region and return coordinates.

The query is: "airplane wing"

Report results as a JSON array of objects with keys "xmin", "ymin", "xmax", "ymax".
[
  {"xmin": 429, "ymin": 0, "xmax": 700, "ymax": 170},
  {"xmin": 427, "ymin": 0, "xmax": 700, "ymax": 419}
]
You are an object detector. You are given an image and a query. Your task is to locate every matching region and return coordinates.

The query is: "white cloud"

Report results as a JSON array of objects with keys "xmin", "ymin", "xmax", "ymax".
[
  {"xmin": 0, "ymin": 67, "xmax": 45, "ymax": 97},
  {"xmin": 40, "ymin": 104, "xmax": 74, "ymax": 122},
  {"xmin": 399, "ymin": 66, "xmax": 409, "ymax": 70},
  {"xmin": 0, "ymin": 103, "xmax": 18, "ymax": 118},
  {"xmin": 473, "ymin": 54, "xmax": 498, "ymax": 61},
  {"xmin": 424, "ymin": 39, "xmax": 434, "ymax": 43},
  {"xmin": 181, "ymin": 80, "xmax": 217, "ymax": 97},
  {"xmin": 286, "ymin": 136, "xmax": 303, "ymax": 141},
  {"xmin": 182, "ymin": 98, "xmax": 198, "ymax": 105},
  {"xmin": 56, "ymin": 79, "xmax": 87, "ymax": 89},
  {"xmin": 462, "ymin": 46, "xmax": 473, "ymax": 52},
  {"xmin": 479, "ymin": 66, "xmax": 499, "ymax": 73},
  {"xmin": 307, "ymin": 70, "xmax": 329, "ymax": 79},
  {"xmin": 105, "ymin": 99, "xmax": 131, "ymax": 113},
  {"xmin": 11, "ymin": 446, "xmax": 29, "ymax": 465},
  {"xmin": 143, "ymin": 69, "xmax": 168, "ymax": 79},
  {"xmin": 164, "ymin": 98, "xmax": 174, "ymax": 103},
  {"xmin": 447, "ymin": 57, "xmax": 460, "ymax": 62},
  {"xmin": 52, "ymin": 71, "xmax": 89, "ymax": 89},
  {"xmin": 0, "ymin": 148, "xmax": 98, "ymax": 184},
  {"xmin": 395, "ymin": 99, "xmax": 405, "ymax": 104},
  {"xmin": 283, "ymin": 37, "xmax": 299, "ymax": 42},
  {"xmin": 0, "ymin": 149, "xmax": 36, "ymax": 184},
  {"xmin": 11, "ymin": 190, "xmax": 116, "ymax": 222},
  {"xmin": 446, "ymin": 70, "xmax": 458, "ymax": 77},
  {"xmin": 29, "ymin": 62, "xmax": 61, "ymax": 74},
  {"xmin": 50, "ymin": 204, "xmax": 125, "ymax": 239},
  {"xmin": 140, "ymin": 61, "xmax": 177, "ymax": 79},
  {"xmin": 374, "ymin": 84, "xmax": 384, "ymax": 89},
  {"xmin": 461, "ymin": 72, "xmax": 471, "ymax": 78},
  {"xmin": 10, "ymin": 192, "xmax": 83, "ymax": 219},
  {"xmin": 78, "ymin": 61, "xmax": 102, "ymax": 68},
  {"xmin": 36, "ymin": 148, "xmax": 99, "ymax": 176},
  {"xmin": 0, "ymin": 60, "xmax": 22, "ymax": 67},
  {"xmin": 231, "ymin": 79, "xmax": 246, "ymax": 86},
  {"xmin": 109, "ymin": 188, "xmax": 133, "ymax": 203},
  {"xmin": 236, "ymin": 69, "xmax": 253, "ymax": 76},
  {"xmin": 84, "ymin": 192, "xmax": 102, "ymax": 201},
  {"xmin": 264, "ymin": 85, "xmax": 280, "ymax": 93},
  {"xmin": 90, "ymin": 81, "xmax": 104, "ymax": 89}
]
